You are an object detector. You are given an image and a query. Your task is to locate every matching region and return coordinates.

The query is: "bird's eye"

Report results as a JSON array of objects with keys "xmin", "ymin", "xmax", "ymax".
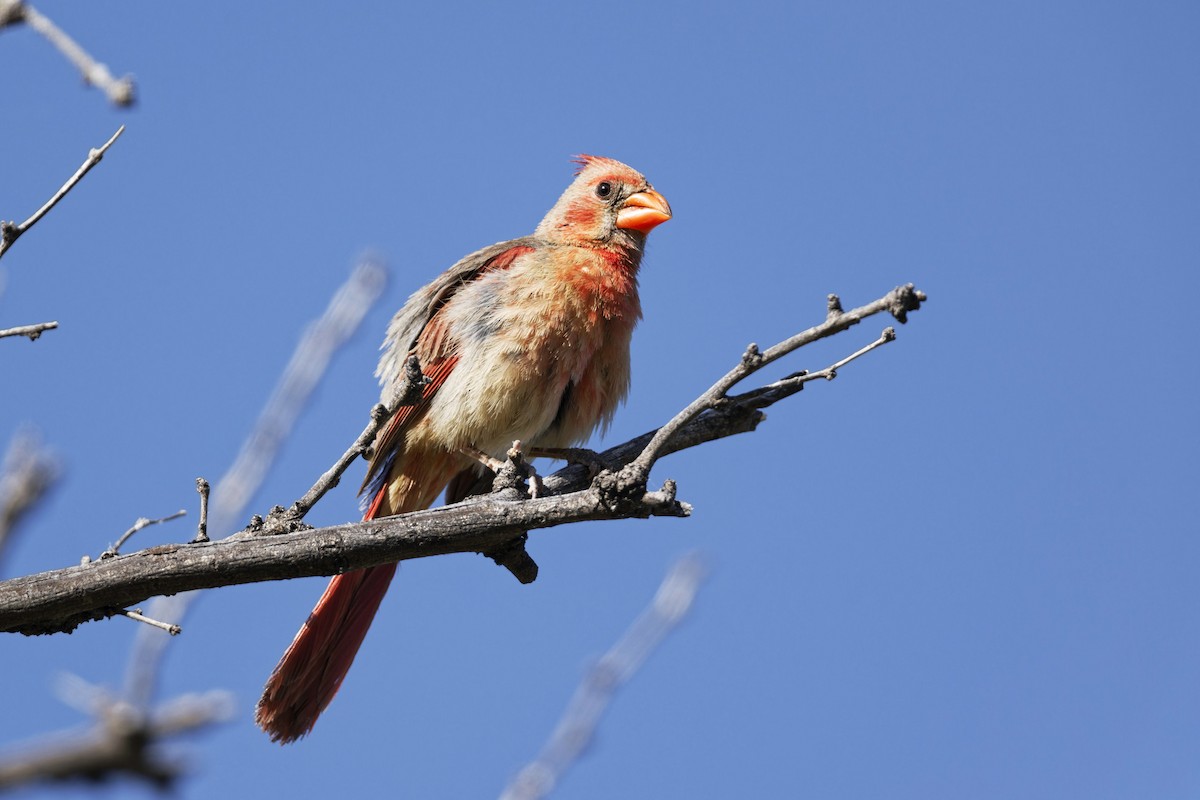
[{"xmin": 595, "ymin": 181, "xmax": 613, "ymax": 199}]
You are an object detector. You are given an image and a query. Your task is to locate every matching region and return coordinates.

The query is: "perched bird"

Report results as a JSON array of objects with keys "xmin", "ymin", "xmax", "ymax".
[{"xmin": 255, "ymin": 156, "xmax": 672, "ymax": 743}]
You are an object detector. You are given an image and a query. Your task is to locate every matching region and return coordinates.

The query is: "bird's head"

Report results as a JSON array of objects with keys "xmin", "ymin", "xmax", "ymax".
[{"xmin": 535, "ymin": 155, "xmax": 672, "ymax": 250}]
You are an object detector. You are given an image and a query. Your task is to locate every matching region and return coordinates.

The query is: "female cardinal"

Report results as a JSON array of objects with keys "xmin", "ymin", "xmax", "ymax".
[{"xmin": 256, "ymin": 155, "xmax": 671, "ymax": 743}]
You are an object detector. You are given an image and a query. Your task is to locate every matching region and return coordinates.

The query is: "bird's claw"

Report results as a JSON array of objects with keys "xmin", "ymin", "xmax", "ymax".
[
  {"xmin": 507, "ymin": 441, "xmax": 545, "ymax": 498},
  {"xmin": 525, "ymin": 445, "xmax": 609, "ymax": 480},
  {"xmin": 464, "ymin": 441, "xmax": 544, "ymax": 499}
]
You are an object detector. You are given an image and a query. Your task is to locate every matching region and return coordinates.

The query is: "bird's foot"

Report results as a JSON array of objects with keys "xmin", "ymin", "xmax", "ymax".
[
  {"xmin": 525, "ymin": 445, "xmax": 610, "ymax": 480},
  {"xmin": 461, "ymin": 441, "xmax": 544, "ymax": 499},
  {"xmin": 506, "ymin": 441, "xmax": 545, "ymax": 498}
]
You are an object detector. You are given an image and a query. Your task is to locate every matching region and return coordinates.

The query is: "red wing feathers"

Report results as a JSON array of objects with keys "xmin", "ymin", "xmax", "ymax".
[
  {"xmin": 362, "ymin": 354, "xmax": 459, "ymax": 518},
  {"xmin": 361, "ymin": 242, "xmax": 535, "ymax": 509}
]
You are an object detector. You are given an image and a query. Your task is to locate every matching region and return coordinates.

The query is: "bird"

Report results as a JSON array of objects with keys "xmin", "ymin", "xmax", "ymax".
[{"xmin": 255, "ymin": 155, "xmax": 672, "ymax": 743}]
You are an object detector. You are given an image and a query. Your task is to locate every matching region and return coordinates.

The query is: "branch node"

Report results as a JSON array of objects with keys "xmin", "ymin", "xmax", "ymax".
[
  {"xmin": 640, "ymin": 479, "xmax": 692, "ymax": 518},
  {"xmin": 251, "ymin": 505, "xmax": 313, "ymax": 537},
  {"xmin": 740, "ymin": 342, "xmax": 762, "ymax": 368},
  {"xmin": 887, "ymin": 283, "xmax": 926, "ymax": 324},
  {"xmin": 594, "ymin": 463, "xmax": 650, "ymax": 514},
  {"xmin": 827, "ymin": 293, "xmax": 843, "ymax": 317}
]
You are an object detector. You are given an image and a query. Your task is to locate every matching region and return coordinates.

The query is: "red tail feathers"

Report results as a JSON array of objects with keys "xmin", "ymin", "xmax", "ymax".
[
  {"xmin": 255, "ymin": 562, "xmax": 398, "ymax": 743},
  {"xmin": 257, "ymin": 449, "xmax": 465, "ymax": 743}
]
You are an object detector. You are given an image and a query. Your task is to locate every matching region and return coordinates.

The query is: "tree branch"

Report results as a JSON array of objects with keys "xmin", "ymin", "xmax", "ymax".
[
  {"xmin": 0, "ymin": 320, "xmax": 58, "ymax": 341},
  {"xmin": 631, "ymin": 283, "xmax": 924, "ymax": 475},
  {"xmin": 0, "ymin": 2, "xmax": 136, "ymax": 107},
  {"xmin": 0, "ymin": 478, "xmax": 690, "ymax": 635},
  {"xmin": 0, "ymin": 284, "xmax": 926, "ymax": 636},
  {"xmin": 0, "ymin": 126, "xmax": 125, "ymax": 260},
  {"xmin": 0, "ymin": 429, "xmax": 61, "ymax": 571},
  {"xmin": 0, "ymin": 689, "xmax": 232, "ymax": 791}
]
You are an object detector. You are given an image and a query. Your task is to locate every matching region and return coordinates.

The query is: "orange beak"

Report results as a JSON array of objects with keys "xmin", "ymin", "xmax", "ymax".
[{"xmin": 616, "ymin": 188, "xmax": 672, "ymax": 234}]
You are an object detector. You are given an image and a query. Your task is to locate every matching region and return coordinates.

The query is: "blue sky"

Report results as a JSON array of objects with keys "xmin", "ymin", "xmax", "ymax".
[{"xmin": 2, "ymin": 2, "xmax": 1198, "ymax": 798}]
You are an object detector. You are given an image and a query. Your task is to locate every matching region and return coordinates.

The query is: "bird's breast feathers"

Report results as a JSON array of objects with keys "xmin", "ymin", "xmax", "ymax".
[{"xmin": 417, "ymin": 243, "xmax": 639, "ymax": 454}]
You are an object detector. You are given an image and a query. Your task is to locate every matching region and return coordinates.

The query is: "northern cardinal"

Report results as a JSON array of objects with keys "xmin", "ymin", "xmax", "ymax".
[{"xmin": 256, "ymin": 156, "xmax": 671, "ymax": 743}]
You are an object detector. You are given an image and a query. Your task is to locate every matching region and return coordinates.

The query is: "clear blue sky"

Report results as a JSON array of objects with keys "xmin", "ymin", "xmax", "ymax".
[{"xmin": 3, "ymin": 2, "xmax": 1198, "ymax": 798}]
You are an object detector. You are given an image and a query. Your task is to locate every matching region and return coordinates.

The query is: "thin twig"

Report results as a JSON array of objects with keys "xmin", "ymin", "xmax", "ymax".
[
  {"xmin": 192, "ymin": 479, "xmax": 210, "ymax": 543},
  {"xmin": 0, "ymin": 2, "xmax": 135, "ymax": 106},
  {"xmin": 742, "ymin": 327, "xmax": 897, "ymax": 402},
  {"xmin": 286, "ymin": 355, "xmax": 426, "ymax": 522},
  {"xmin": 0, "ymin": 321, "xmax": 58, "ymax": 340},
  {"xmin": 500, "ymin": 553, "xmax": 708, "ymax": 800},
  {"xmin": 98, "ymin": 511, "xmax": 186, "ymax": 561},
  {"xmin": 116, "ymin": 608, "xmax": 180, "ymax": 636},
  {"xmin": 630, "ymin": 284, "xmax": 924, "ymax": 474},
  {"xmin": 0, "ymin": 126, "xmax": 125, "ymax": 260}
]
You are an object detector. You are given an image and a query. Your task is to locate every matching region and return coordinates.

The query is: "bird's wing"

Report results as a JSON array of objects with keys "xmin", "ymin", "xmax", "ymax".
[{"xmin": 360, "ymin": 239, "xmax": 537, "ymax": 508}]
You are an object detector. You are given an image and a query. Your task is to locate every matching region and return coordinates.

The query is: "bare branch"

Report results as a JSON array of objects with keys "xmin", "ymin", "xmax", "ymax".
[
  {"xmin": 500, "ymin": 553, "xmax": 708, "ymax": 800},
  {"xmin": 285, "ymin": 354, "xmax": 426, "ymax": 523},
  {"xmin": 734, "ymin": 326, "xmax": 898, "ymax": 406},
  {"xmin": 0, "ymin": 284, "xmax": 926, "ymax": 637},
  {"xmin": 0, "ymin": 2, "xmax": 135, "ymax": 106},
  {"xmin": 0, "ymin": 477, "xmax": 691, "ymax": 636},
  {"xmin": 0, "ymin": 320, "xmax": 58, "ymax": 340},
  {"xmin": 631, "ymin": 283, "xmax": 925, "ymax": 475},
  {"xmin": 116, "ymin": 608, "xmax": 181, "ymax": 636},
  {"xmin": 0, "ymin": 126, "xmax": 125, "ymax": 260},
  {"xmin": 192, "ymin": 478, "xmax": 210, "ymax": 543},
  {"xmin": 98, "ymin": 510, "xmax": 186, "ymax": 561}
]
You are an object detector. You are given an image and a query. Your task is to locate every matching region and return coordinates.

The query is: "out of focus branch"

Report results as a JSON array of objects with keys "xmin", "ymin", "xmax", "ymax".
[
  {"xmin": 0, "ymin": 284, "xmax": 926, "ymax": 636},
  {"xmin": 0, "ymin": 1, "xmax": 136, "ymax": 107},
  {"xmin": 500, "ymin": 553, "xmax": 708, "ymax": 800},
  {"xmin": 0, "ymin": 126, "xmax": 125, "ymax": 260},
  {"xmin": 125, "ymin": 257, "xmax": 388, "ymax": 708},
  {"xmin": 0, "ymin": 429, "xmax": 61, "ymax": 571},
  {"xmin": 0, "ymin": 688, "xmax": 233, "ymax": 792},
  {"xmin": 0, "ymin": 260, "xmax": 388, "ymax": 790}
]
